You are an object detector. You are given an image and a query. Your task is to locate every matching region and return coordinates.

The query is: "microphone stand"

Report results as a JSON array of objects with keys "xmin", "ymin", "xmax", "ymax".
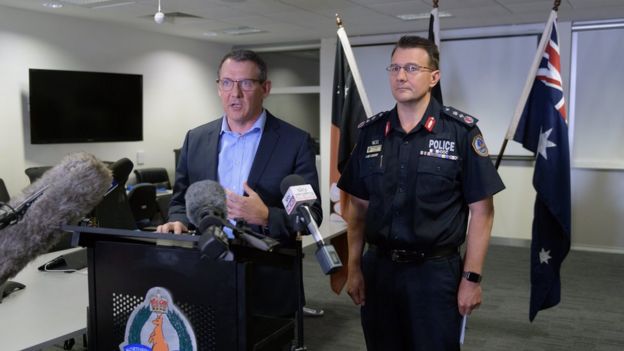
[{"xmin": 292, "ymin": 226, "xmax": 307, "ymax": 350}]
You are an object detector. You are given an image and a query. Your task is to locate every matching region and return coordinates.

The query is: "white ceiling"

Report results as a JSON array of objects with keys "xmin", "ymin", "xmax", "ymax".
[{"xmin": 1, "ymin": 0, "xmax": 624, "ymax": 46}]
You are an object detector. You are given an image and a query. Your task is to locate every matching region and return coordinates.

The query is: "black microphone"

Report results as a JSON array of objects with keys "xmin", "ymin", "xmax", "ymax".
[
  {"xmin": 185, "ymin": 180, "xmax": 232, "ymax": 260},
  {"xmin": 0, "ymin": 152, "xmax": 113, "ymax": 286},
  {"xmin": 280, "ymin": 174, "xmax": 342, "ymax": 275},
  {"xmin": 109, "ymin": 157, "xmax": 133, "ymax": 186},
  {"xmin": 185, "ymin": 180, "xmax": 279, "ymax": 256}
]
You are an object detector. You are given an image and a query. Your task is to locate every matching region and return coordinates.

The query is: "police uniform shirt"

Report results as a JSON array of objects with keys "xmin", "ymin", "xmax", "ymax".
[{"xmin": 337, "ymin": 99, "xmax": 505, "ymax": 249}]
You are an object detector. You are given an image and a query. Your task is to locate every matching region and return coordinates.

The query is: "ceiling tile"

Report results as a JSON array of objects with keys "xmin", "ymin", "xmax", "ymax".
[
  {"xmin": 366, "ymin": 2, "xmax": 438, "ymax": 16},
  {"xmin": 263, "ymin": 9, "xmax": 334, "ymax": 28},
  {"xmin": 3, "ymin": 0, "xmax": 624, "ymax": 46},
  {"xmin": 278, "ymin": 0, "xmax": 361, "ymax": 11},
  {"xmin": 567, "ymin": 0, "xmax": 624, "ymax": 9}
]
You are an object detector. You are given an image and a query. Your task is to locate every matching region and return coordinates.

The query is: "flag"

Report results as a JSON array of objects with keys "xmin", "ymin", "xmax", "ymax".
[
  {"xmin": 331, "ymin": 39, "xmax": 368, "ymax": 175},
  {"xmin": 428, "ymin": 5, "xmax": 443, "ymax": 105},
  {"xmin": 329, "ymin": 28, "xmax": 371, "ymax": 294},
  {"xmin": 506, "ymin": 11, "xmax": 571, "ymax": 321}
]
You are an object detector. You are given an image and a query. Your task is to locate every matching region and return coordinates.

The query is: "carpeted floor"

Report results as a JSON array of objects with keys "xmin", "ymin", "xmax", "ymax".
[
  {"xmin": 45, "ymin": 244, "xmax": 624, "ymax": 350},
  {"xmin": 301, "ymin": 244, "xmax": 624, "ymax": 351}
]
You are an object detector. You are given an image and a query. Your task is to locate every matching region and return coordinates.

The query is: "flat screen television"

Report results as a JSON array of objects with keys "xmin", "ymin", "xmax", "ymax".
[{"xmin": 29, "ymin": 69, "xmax": 143, "ymax": 144}]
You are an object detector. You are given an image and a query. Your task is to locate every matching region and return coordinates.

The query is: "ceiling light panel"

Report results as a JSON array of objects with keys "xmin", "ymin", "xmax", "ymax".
[
  {"xmin": 221, "ymin": 26, "xmax": 265, "ymax": 35},
  {"xmin": 60, "ymin": 0, "xmax": 135, "ymax": 9}
]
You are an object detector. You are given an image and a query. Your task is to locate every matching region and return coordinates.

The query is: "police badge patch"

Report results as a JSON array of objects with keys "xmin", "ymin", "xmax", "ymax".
[
  {"xmin": 472, "ymin": 134, "xmax": 489, "ymax": 157},
  {"xmin": 120, "ymin": 287, "xmax": 197, "ymax": 351}
]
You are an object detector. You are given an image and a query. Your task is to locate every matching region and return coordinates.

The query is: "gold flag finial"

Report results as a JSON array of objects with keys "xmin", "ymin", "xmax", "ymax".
[
  {"xmin": 553, "ymin": 0, "xmax": 561, "ymax": 11},
  {"xmin": 433, "ymin": 0, "xmax": 439, "ymax": 8},
  {"xmin": 336, "ymin": 13, "xmax": 343, "ymax": 27}
]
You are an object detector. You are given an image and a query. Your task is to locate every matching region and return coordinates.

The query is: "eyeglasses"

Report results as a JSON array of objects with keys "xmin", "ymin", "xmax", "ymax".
[
  {"xmin": 386, "ymin": 64, "xmax": 434, "ymax": 75},
  {"xmin": 216, "ymin": 78, "xmax": 263, "ymax": 91}
]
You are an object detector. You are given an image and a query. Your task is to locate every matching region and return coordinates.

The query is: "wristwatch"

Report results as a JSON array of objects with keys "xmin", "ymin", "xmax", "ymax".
[{"xmin": 462, "ymin": 271, "xmax": 482, "ymax": 283}]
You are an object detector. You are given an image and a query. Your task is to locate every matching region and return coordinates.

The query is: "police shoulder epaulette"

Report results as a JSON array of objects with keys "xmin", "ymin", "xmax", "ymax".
[
  {"xmin": 357, "ymin": 111, "xmax": 388, "ymax": 129},
  {"xmin": 442, "ymin": 106, "xmax": 478, "ymax": 127}
]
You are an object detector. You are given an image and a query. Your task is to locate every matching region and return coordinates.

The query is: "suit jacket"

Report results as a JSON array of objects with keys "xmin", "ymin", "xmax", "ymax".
[
  {"xmin": 169, "ymin": 111, "xmax": 322, "ymax": 241},
  {"xmin": 169, "ymin": 112, "xmax": 321, "ymax": 316}
]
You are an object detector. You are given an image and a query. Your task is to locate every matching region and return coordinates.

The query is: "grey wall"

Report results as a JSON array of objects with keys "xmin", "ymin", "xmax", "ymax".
[
  {"xmin": 0, "ymin": 6, "xmax": 228, "ymax": 196},
  {"xmin": 2, "ymin": 4, "xmax": 622, "ymax": 253},
  {"xmin": 260, "ymin": 51, "xmax": 320, "ymax": 139},
  {"xmin": 317, "ymin": 21, "xmax": 624, "ymax": 253}
]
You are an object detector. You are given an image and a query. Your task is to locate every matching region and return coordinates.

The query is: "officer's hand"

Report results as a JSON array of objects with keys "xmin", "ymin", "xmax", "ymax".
[
  {"xmin": 156, "ymin": 221, "xmax": 188, "ymax": 234},
  {"xmin": 346, "ymin": 269, "xmax": 366, "ymax": 306},
  {"xmin": 457, "ymin": 278, "xmax": 482, "ymax": 316},
  {"xmin": 225, "ymin": 183, "xmax": 269, "ymax": 227}
]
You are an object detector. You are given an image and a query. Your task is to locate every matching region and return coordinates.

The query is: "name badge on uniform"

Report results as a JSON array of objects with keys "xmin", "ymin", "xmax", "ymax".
[
  {"xmin": 366, "ymin": 145, "xmax": 382, "ymax": 154},
  {"xmin": 366, "ymin": 139, "xmax": 382, "ymax": 155}
]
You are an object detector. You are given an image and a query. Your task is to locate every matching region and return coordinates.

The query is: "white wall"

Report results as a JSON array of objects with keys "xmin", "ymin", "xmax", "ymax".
[
  {"xmin": 3, "ymin": 6, "xmax": 622, "ymax": 253},
  {"xmin": 317, "ymin": 22, "xmax": 624, "ymax": 253},
  {"xmin": 0, "ymin": 6, "xmax": 228, "ymax": 196}
]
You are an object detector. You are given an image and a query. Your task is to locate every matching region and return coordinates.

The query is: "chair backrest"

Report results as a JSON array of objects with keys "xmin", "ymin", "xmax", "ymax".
[
  {"xmin": 133, "ymin": 168, "xmax": 171, "ymax": 190},
  {"xmin": 24, "ymin": 166, "xmax": 53, "ymax": 184},
  {"xmin": 127, "ymin": 183, "xmax": 158, "ymax": 229},
  {"xmin": 0, "ymin": 178, "xmax": 10, "ymax": 203},
  {"xmin": 93, "ymin": 184, "xmax": 138, "ymax": 230}
]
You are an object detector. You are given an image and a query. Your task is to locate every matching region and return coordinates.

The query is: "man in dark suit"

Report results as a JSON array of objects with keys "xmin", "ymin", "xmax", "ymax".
[{"xmin": 157, "ymin": 49, "xmax": 322, "ymax": 316}]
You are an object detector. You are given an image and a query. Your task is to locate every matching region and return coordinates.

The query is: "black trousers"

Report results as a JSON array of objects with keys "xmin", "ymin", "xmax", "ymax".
[{"xmin": 360, "ymin": 249, "xmax": 462, "ymax": 351}]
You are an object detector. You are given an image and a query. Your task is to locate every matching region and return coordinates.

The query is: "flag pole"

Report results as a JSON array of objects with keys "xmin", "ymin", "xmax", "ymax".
[
  {"xmin": 335, "ymin": 14, "xmax": 373, "ymax": 117},
  {"xmin": 431, "ymin": 2, "xmax": 441, "ymax": 48},
  {"xmin": 495, "ymin": 6, "xmax": 558, "ymax": 169},
  {"xmin": 553, "ymin": 0, "xmax": 561, "ymax": 11},
  {"xmin": 429, "ymin": 0, "xmax": 443, "ymax": 104},
  {"xmin": 431, "ymin": 1, "xmax": 440, "ymax": 48},
  {"xmin": 494, "ymin": 140, "xmax": 508, "ymax": 170}
]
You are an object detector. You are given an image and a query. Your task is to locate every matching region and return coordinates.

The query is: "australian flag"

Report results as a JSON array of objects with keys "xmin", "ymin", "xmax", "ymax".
[{"xmin": 510, "ymin": 13, "xmax": 571, "ymax": 321}]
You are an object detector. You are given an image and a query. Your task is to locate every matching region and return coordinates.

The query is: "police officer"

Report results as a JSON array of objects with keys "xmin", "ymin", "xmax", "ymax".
[{"xmin": 338, "ymin": 36, "xmax": 505, "ymax": 350}]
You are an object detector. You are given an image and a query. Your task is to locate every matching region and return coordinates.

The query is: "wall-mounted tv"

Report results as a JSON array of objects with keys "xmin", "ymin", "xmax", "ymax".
[{"xmin": 29, "ymin": 69, "xmax": 143, "ymax": 144}]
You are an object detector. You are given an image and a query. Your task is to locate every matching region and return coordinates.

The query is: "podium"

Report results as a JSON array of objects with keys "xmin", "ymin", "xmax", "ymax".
[{"xmin": 65, "ymin": 225, "xmax": 296, "ymax": 351}]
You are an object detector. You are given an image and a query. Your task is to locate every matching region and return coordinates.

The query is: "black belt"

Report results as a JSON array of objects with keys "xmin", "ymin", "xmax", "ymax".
[{"xmin": 368, "ymin": 244, "xmax": 458, "ymax": 263}]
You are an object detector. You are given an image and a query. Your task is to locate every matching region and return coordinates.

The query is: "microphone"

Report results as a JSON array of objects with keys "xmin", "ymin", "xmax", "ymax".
[
  {"xmin": 0, "ymin": 185, "xmax": 47, "ymax": 230},
  {"xmin": 280, "ymin": 175, "xmax": 342, "ymax": 275},
  {"xmin": 280, "ymin": 175, "xmax": 317, "ymax": 216},
  {"xmin": 185, "ymin": 180, "xmax": 231, "ymax": 260},
  {"xmin": 0, "ymin": 152, "xmax": 113, "ymax": 286},
  {"xmin": 185, "ymin": 180, "xmax": 280, "ymax": 256},
  {"xmin": 109, "ymin": 157, "xmax": 133, "ymax": 186}
]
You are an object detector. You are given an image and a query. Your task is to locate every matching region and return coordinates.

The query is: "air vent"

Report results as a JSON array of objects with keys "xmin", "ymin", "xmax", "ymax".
[
  {"xmin": 61, "ymin": 0, "xmax": 135, "ymax": 9},
  {"xmin": 159, "ymin": 12, "xmax": 203, "ymax": 19},
  {"xmin": 396, "ymin": 11, "xmax": 452, "ymax": 21},
  {"xmin": 140, "ymin": 11, "xmax": 204, "ymax": 24},
  {"xmin": 221, "ymin": 26, "xmax": 265, "ymax": 35}
]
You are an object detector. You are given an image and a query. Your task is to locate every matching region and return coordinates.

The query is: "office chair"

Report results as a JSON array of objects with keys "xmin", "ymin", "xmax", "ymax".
[
  {"xmin": 24, "ymin": 166, "xmax": 53, "ymax": 184},
  {"xmin": 127, "ymin": 183, "xmax": 159, "ymax": 229},
  {"xmin": 0, "ymin": 178, "xmax": 9, "ymax": 203},
  {"xmin": 133, "ymin": 167, "xmax": 171, "ymax": 190}
]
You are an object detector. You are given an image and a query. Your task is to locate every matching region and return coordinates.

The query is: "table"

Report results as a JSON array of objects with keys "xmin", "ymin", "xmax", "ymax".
[{"xmin": 0, "ymin": 248, "xmax": 88, "ymax": 351}]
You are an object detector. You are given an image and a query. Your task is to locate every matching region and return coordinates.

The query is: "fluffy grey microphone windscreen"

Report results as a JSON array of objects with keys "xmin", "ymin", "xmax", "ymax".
[
  {"xmin": 0, "ymin": 152, "xmax": 112, "ymax": 285},
  {"xmin": 185, "ymin": 180, "xmax": 227, "ymax": 227}
]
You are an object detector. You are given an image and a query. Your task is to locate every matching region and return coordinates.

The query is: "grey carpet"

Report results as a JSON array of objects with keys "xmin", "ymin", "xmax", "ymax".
[
  {"xmin": 302, "ymin": 244, "xmax": 624, "ymax": 351},
  {"xmin": 44, "ymin": 244, "xmax": 624, "ymax": 350}
]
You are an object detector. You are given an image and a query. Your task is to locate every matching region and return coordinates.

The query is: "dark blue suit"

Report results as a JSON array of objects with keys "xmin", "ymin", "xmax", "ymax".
[{"xmin": 169, "ymin": 111, "xmax": 322, "ymax": 316}]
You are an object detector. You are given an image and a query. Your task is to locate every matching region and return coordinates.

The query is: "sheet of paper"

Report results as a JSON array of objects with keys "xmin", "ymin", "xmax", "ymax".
[{"xmin": 460, "ymin": 314, "xmax": 468, "ymax": 344}]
